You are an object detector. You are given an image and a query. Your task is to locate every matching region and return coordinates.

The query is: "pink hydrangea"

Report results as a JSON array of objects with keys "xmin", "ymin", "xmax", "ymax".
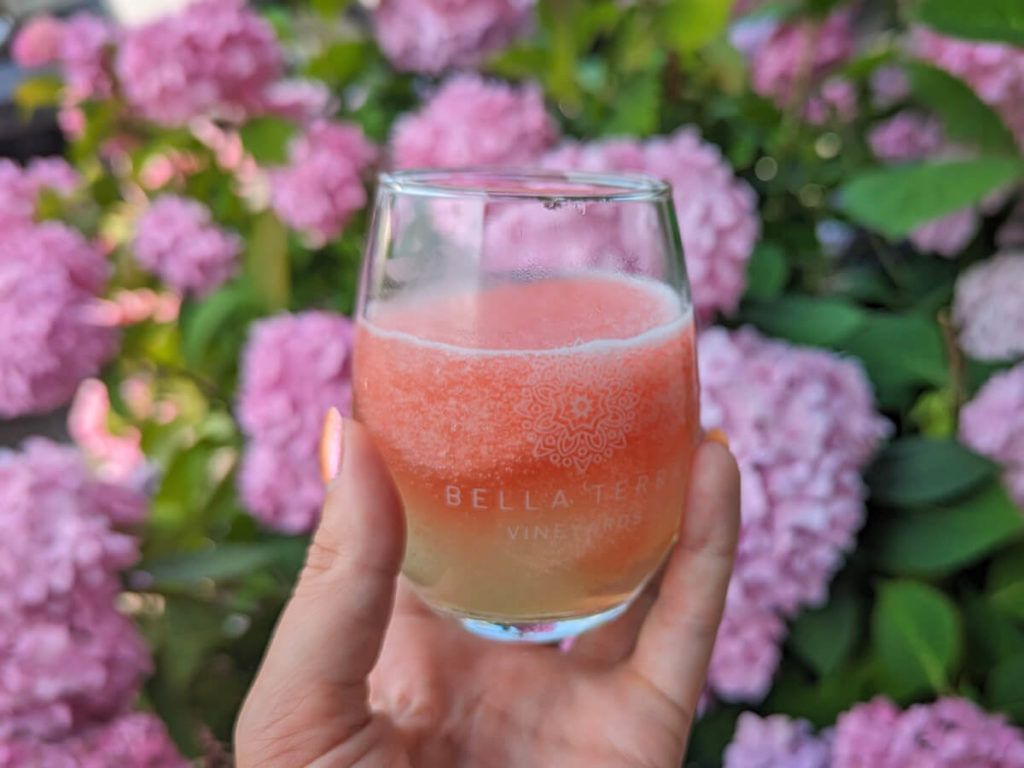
[
  {"xmin": 59, "ymin": 13, "xmax": 117, "ymax": 102},
  {"xmin": 539, "ymin": 129, "xmax": 760, "ymax": 320},
  {"xmin": 804, "ymin": 77, "xmax": 858, "ymax": 125},
  {"xmin": 0, "ymin": 440, "xmax": 150, "ymax": 739},
  {"xmin": 750, "ymin": 10, "xmax": 855, "ymax": 110},
  {"xmin": 12, "ymin": 15, "xmax": 64, "ymax": 68},
  {"xmin": 868, "ymin": 111, "xmax": 945, "ymax": 162},
  {"xmin": 260, "ymin": 78, "xmax": 333, "ymax": 123},
  {"xmin": 914, "ymin": 28, "xmax": 1024, "ymax": 147},
  {"xmin": 870, "ymin": 66, "xmax": 910, "ymax": 109},
  {"xmin": 960, "ymin": 363, "xmax": 1024, "ymax": 509},
  {"xmin": 908, "ymin": 207, "xmax": 980, "ymax": 257},
  {"xmin": 833, "ymin": 697, "xmax": 1024, "ymax": 767},
  {"xmin": 116, "ymin": 0, "xmax": 283, "ymax": 126},
  {"xmin": 699, "ymin": 327, "xmax": 889, "ymax": 700},
  {"xmin": 0, "ymin": 157, "xmax": 79, "ymax": 230},
  {"xmin": 391, "ymin": 75, "xmax": 558, "ymax": 169},
  {"xmin": 237, "ymin": 311, "xmax": 355, "ymax": 532},
  {"xmin": 952, "ymin": 252, "xmax": 1024, "ymax": 361},
  {"xmin": 270, "ymin": 120, "xmax": 377, "ymax": 246},
  {"xmin": 724, "ymin": 713, "xmax": 831, "ymax": 768},
  {"xmin": 0, "ymin": 713, "xmax": 187, "ymax": 768},
  {"xmin": 372, "ymin": 0, "xmax": 535, "ymax": 74},
  {"xmin": 68, "ymin": 379, "xmax": 146, "ymax": 485},
  {"xmin": 0, "ymin": 222, "xmax": 116, "ymax": 418},
  {"xmin": 133, "ymin": 195, "xmax": 242, "ymax": 297}
]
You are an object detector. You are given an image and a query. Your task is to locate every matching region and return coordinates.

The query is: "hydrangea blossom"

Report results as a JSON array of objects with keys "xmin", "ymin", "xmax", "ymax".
[
  {"xmin": 699, "ymin": 327, "xmax": 889, "ymax": 700},
  {"xmin": 133, "ymin": 195, "xmax": 242, "ymax": 297},
  {"xmin": 870, "ymin": 66, "xmax": 910, "ymax": 109},
  {"xmin": 868, "ymin": 110, "xmax": 980, "ymax": 256},
  {"xmin": 12, "ymin": 15, "xmax": 64, "ymax": 68},
  {"xmin": 914, "ymin": 28, "xmax": 1024, "ymax": 147},
  {"xmin": 804, "ymin": 77, "xmax": 858, "ymax": 125},
  {"xmin": 116, "ymin": 0, "xmax": 283, "ymax": 126},
  {"xmin": 0, "ymin": 713, "xmax": 187, "ymax": 768},
  {"xmin": 960, "ymin": 363, "xmax": 1024, "ymax": 509},
  {"xmin": 372, "ymin": 0, "xmax": 535, "ymax": 74},
  {"xmin": 0, "ymin": 440, "xmax": 149, "ymax": 739},
  {"xmin": 539, "ymin": 129, "xmax": 760, "ymax": 320},
  {"xmin": 391, "ymin": 75, "xmax": 558, "ymax": 169},
  {"xmin": 952, "ymin": 251, "xmax": 1024, "ymax": 361},
  {"xmin": 832, "ymin": 697, "xmax": 1024, "ymax": 767},
  {"xmin": 59, "ymin": 13, "xmax": 117, "ymax": 102},
  {"xmin": 269, "ymin": 120, "xmax": 376, "ymax": 246},
  {"xmin": 724, "ymin": 713, "xmax": 831, "ymax": 768},
  {"xmin": 750, "ymin": 11, "xmax": 855, "ymax": 110},
  {"xmin": 260, "ymin": 78, "xmax": 333, "ymax": 123},
  {"xmin": 0, "ymin": 222, "xmax": 116, "ymax": 418},
  {"xmin": 0, "ymin": 157, "xmax": 79, "ymax": 230},
  {"xmin": 68, "ymin": 379, "xmax": 146, "ymax": 485},
  {"xmin": 237, "ymin": 312, "xmax": 356, "ymax": 532}
]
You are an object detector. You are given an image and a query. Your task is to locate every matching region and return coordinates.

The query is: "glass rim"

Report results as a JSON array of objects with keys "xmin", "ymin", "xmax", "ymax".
[{"xmin": 377, "ymin": 168, "xmax": 672, "ymax": 202}]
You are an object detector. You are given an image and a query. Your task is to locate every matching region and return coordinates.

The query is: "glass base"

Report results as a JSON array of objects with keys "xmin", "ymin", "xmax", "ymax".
[{"xmin": 454, "ymin": 597, "xmax": 634, "ymax": 644}]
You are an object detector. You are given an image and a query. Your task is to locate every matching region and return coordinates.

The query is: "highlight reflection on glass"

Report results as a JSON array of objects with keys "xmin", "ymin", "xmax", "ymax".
[{"xmin": 354, "ymin": 170, "xmax": 699, "ymax": 643}]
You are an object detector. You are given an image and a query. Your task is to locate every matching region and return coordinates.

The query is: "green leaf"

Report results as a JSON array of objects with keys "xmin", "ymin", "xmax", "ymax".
[
  {"xmin": 873, "ymin": 580, "xmax": 962, "ymax": 697},
  {"xmin": 875, "ymin": 481, "xmax": 1024, "ymax": 574},
  {"xmin": 788, "ymin": 588, "xmax": 860, "ymax": 677},
  {"xmin": 307, "ymin": 41, "xmax": 370, "ymax": 88},
  {"xmin": 246, "ymin": 211, "xmax": 291, "ymax": 311},
  {"xmin": 182, "ymin": 283, "xmax": 262, "ymax": 367},
  {"xmin": 918, "ymin": 0, "xmax": 1024, "ymax": 47},
  {"xmin": 13, "ymin": 75, "xmax": 62, "ymax": 115},
  {"xmin": 603, "ymin": 69, "xmax": 661, "ymax": 137},
  {"xmin": 839, "ymin": 311, "xmax": 949, "ymax": 408},
  {"xmin": 991, "ymin": 581, "xmax": 1024, "ymax": 620},
  {"xmin": 742, "ymin": 296, "xmax": 865, "ymax": 346},
  {"xmin": 142, "ymin": 543, "xmax": 290, "ymax": 588},
  {"xmin": 839, "ymin": 159, "xmax": 1024, "ymax": 238},
  {"xmin": 988, "ymin": 654, "xmax": 1024, "ymax": 720},
  {"xmin": 745, "ymin": 242, "xmax": 790, "ymax": 300},
  {"xmin": 866, "ymin": 437, "xmax": 995, "ymax": 507},
  {"xmin": 239, "ymin": 117, "xmax": 298, "ymax": 165},
  {"xmin": 657, "ymin": 0, "xmax": 735, "ymax": 54},
  {"xmin": 905, "ymin": 62, "xmax": 1017, "ymax": 156},
  {"xmin": 312, "ymin": 0, "xmax": 353, "ymax": 16}
]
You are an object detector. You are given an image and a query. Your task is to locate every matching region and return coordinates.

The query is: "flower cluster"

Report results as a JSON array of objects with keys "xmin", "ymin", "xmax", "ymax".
[
  {"xmin": 270, "ymin": 120, "xmax": 377, "ymax": 247},
  {"xmin": 724, "ymin": 712, "xmax": 831, "ymax": 768},
  {"xmin": 391, "ymin": 74, "xmax": 558, "ymax": 169},
  {"xmin": 832, "ymin": 697, "xmax": 1024, "ymax": 767},
  {"xmin": 11, "ymin": 15, "xmax": 64, "ymax": 68},
  {"xmin": 914, "ymin": 28, "xmax": 1024, "ymax": 148},
  {"xmin": 60, "ymin": 13, "xmax": 117, "ymax": 102},
  {"xmin": 867, "ymin": 111, "xmax": 981, "ymax": 256},
  {"xmin": 960, "ymin": 363, "xmax": 1024, "ymax": 509},
  {"xmin": 372, "ymin": 0, "xmax": 536, "ymax": 74},
  {"xmin": 0, "ymin": 440, "xmax": 150, "ymax": 741},
  {"xmin": 748, "ymin": 10, "xmax": 856, "ymax": 120},
  {"xmin": 538, "ymin": 129, "xmax": 760, "ymax": 320},
  {"xmin": 0, "ymin": 156, "xmax": 78, "ymax": 230},
  {"xmin": 726, "ymin": 699, "xmax": 1024, "ymax": 767},
  {"xmin": 237, "ymin": 312, "xmax": 356, "ymax": 533},
  {"xmin": 698, "ymin": 327, "xmax": 889, "ymax": 700},
  {"xmin": 0, "ymin": 217, "xmax": 116, "ymax": 418},
  {"xmin": 952, "ymin": 251, "xmax": 1024, "ymax": 362},
  {"xmin": 116, "ymin": 0, "xmax": 283, "ymax": 126},
  {"xmin": 133, "ymin": 195, "xmax": 242, "ymax": 297},
  {"xmin": 0, "ymin": 713, "xmax": 187, "ymax": 768}
]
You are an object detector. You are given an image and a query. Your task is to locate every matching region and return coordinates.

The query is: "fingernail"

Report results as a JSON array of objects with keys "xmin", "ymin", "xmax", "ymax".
[
  {"xmin": 706, "ymin": 429, "xmax": 730, "ymax": 450},
  {"xmin": 319, "ymin": 407, "xmax": 344, "ymax": 485}
]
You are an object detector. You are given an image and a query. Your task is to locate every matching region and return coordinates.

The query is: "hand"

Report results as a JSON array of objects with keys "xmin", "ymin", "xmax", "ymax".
[{"xmin": 235, "ymin": 418, "xmax": 740, "ymax": 768}]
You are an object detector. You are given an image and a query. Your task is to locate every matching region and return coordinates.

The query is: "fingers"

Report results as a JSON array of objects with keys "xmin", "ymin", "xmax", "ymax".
[
  {"xmin": 237, "ymin": 417, "xmax": 405, "ymax": 757},
  {"xmin": 628, "ymin": 439, "xmax": 740, "ymax": 714}
]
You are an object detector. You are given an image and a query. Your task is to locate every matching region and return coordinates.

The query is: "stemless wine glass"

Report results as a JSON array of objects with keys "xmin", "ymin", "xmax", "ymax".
[{"xmin": 353, "ymin": 169, "xmax": 700, "ymax": 643}]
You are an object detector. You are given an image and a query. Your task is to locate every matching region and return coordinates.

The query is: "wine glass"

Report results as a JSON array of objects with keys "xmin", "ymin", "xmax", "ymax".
[{"xmin": 353, "ymin": 170, "xmax": 699, "ymax": 643}]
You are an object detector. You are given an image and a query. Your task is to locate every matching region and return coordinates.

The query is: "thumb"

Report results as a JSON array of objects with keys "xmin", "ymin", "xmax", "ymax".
[{"xmin": 236, "ymin": 415, "xmax": 405, "ymax": 764}]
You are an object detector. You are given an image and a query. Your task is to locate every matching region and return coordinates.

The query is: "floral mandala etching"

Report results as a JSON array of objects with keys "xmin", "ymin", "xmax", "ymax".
[{"xmin": 516, "ymin": 358, "xmax": 639, "ymax": 473}]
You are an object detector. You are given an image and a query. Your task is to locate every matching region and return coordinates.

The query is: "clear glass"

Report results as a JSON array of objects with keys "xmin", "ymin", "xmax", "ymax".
[{"xmin": 353, "ymin": 170, "xmax": 700, "ymax": 643}]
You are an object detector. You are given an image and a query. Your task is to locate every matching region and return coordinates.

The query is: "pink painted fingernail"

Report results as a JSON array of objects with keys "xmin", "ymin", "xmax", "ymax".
[{"xmin": 319, "ymin": 407, "xmax": 344, "ymax": 485}]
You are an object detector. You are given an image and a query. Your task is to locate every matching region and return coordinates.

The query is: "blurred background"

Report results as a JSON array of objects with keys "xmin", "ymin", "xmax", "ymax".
[{"xmin": 1, "ymin": 0, "xmax": 1023, "ymax": 765}]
